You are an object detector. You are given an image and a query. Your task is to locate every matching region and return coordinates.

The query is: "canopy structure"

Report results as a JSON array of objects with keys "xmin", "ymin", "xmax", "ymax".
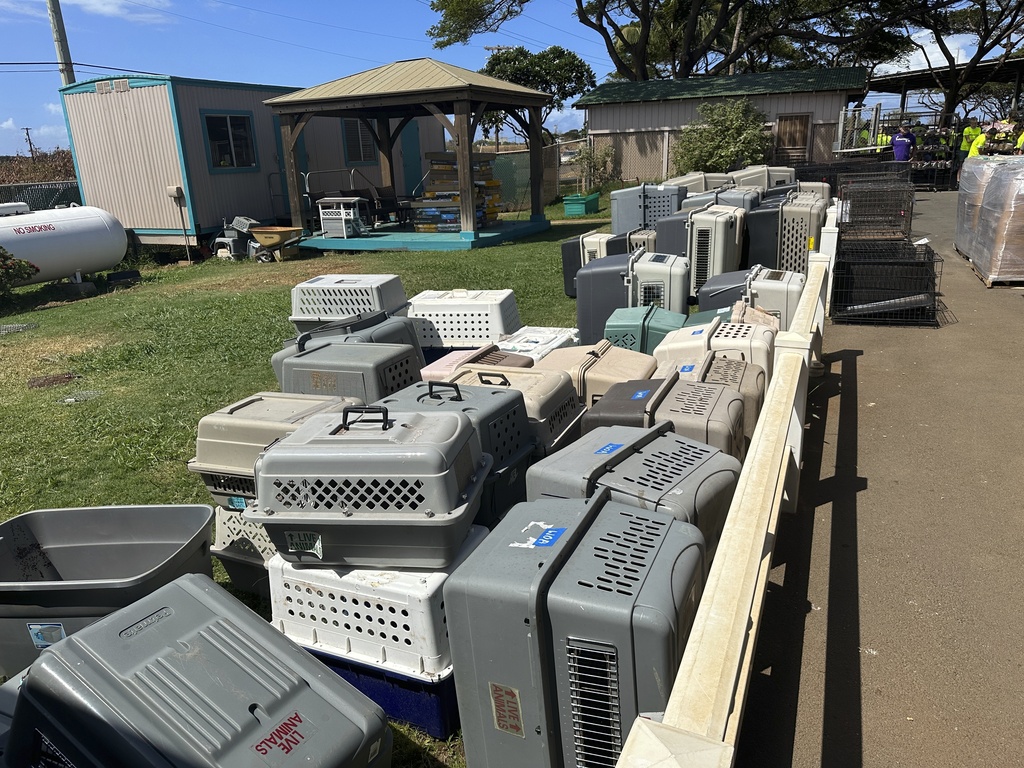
[
  {"xmin": 869, "ymin": 57, "xmax": 1024, "ymax": 115},
  {"xmin": 265, "ymin": 58, "xmax": 552, "ymax": 238}
]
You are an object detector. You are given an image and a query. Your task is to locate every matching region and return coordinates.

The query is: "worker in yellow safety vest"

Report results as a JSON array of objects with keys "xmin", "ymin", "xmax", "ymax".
[
  {"xmin": 958, "ymin": 118, "xmax": 982, "ymax": 165},
  {"xmin": 1016, "ymin": 130, "xmax": 1024, "ymax": 155},
  {"xmin": 876, "ymin": 128, "xmax": 891, "ymax": 153},
  {"xmin": 968, "ymin": 128, "xmax": 996, "ymax": 158}
]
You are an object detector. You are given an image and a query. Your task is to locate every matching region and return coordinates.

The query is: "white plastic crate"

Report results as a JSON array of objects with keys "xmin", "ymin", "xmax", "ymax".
[
  {"xmin": 289, "ymin": 274, "xmax": 408, "ymax": 330},
  {"xmin": 408, "ymin": 289, "xmax": 521, "ymax": 348},
  {"xmin": 269, "ymin": 526, "xmax": 488, "ymax": 678},
  {"xmin": 213, "ymin": 504, "xmax": 276, "ymax": 561},
  {"xmin": 496, "ymin": 326, "xmax": 580, "ymax": 361}
]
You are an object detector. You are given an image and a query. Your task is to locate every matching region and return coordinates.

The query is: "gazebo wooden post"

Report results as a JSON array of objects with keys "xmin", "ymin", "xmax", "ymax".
[
  {"xmin": 454, "ymin": 100, "xmax": 477, "ymax": 237},
  {"xmin": 376, "ymin": 117, "xmax": 397, "ymax": 190},
  {"xmin": 527, "ymin": 106, "xmax": 545, "ymax": 220},
  {"xmin": 280, "ymin": 114, "xmax": 309, "ymax": 230}
]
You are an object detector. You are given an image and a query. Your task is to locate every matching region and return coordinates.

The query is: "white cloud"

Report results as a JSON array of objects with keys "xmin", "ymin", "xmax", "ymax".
[
  {"xmin": 36, "ymin": 124, "xmax": 69, "ymax": 139},
  {"xmin": 0, "ymin": 0, "xmax": 47, "ymax": 18},
  {"xmin": 64, "ymin": 0, "xmax": 172, "ymax": 23},
  {"xmin": 44, "ymin": 103, "xmax": 63, "ymax": 116},
  {"xmin": 545, "ymin": 106, "xmax": 585, "ymax": 135},
  {"xmin": 0, "ymin": 119, "xmax": 16, "ymax": 131}
]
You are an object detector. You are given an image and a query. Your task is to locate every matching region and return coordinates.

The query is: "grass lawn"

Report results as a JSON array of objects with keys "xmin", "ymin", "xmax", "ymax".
[{"xmin": 0, "ymin": 222, "xmax": 597, "ymax": 766}]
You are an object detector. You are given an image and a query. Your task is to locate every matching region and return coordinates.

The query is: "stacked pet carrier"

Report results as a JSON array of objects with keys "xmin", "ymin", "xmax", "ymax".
[
  {"xmin": 831, "ymin": 176, "xmax": 942, "ymax": 325},
  {"xmin": 412, "ymin": 152, "xmax": 502, "ymax": 232}
]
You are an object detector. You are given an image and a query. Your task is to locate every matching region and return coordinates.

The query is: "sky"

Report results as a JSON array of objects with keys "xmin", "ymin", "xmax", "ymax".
[
  {"xmin": 0, "ymin": 0, "xmax": 979, "ymax": 158},
  {"xmin": 0, "ymin": 0, "xmax": 614, "ymax": 157}
]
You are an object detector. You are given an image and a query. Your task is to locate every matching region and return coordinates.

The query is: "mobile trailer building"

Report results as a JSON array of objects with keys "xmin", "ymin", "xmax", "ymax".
[{"xmin": 60, "ymin": 74, "xmax": 443, "ymax": 246}]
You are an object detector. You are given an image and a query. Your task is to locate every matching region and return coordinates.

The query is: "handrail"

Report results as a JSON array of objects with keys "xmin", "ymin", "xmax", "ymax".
[{"xmin": 616, "ymin": 257, "xmax": 830, "ymax": 767}]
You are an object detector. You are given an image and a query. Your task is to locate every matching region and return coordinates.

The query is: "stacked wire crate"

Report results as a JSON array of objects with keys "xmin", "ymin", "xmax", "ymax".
[
  {"xmin": 412, "ymin": 152, "xmax": 502, "ymax": 232},
  {"xmin": 832, "ymin": 178, "xmax": 942, "ymax": 326}
]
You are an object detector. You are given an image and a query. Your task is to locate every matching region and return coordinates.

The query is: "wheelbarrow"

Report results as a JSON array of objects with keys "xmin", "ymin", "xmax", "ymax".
[{"xmin": 247, "ymin": 226, "xmax": 303, "ymax": 262}]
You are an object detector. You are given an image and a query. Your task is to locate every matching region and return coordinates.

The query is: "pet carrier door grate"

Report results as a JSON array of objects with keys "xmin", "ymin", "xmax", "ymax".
[
  {"xmin": 566, "ymin": 638, "xmax": 622, "ymax": 768},
  {"xmin": 271, "ymin": 477, "xmax": 428, "ymax": 512}
]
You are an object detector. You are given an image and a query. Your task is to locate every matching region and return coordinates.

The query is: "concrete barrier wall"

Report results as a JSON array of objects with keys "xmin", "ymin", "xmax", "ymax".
[{"xmin": 617, "ymin": 256, "xmax": 831, "ymax": 767}]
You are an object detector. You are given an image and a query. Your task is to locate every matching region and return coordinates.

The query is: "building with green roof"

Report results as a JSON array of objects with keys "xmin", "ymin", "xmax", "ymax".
[{"xmin": 573, "ymin": 67, "xmax": 869, "ymax": 180}]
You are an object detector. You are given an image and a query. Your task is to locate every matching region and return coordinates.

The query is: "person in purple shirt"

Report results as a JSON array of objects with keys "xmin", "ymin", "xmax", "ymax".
[{"xmin": 891, "ymin": 122, "xmax": 916, "ymax": 162}]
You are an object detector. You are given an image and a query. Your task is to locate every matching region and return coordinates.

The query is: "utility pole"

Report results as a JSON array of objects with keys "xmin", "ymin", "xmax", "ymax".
[
  {"xmin": 46, "ymin": 0, "xmax": 76, "ymax": 86},
  {"xmin": 23, "ymin": 128, "xmax": 38, "ymax": 159}
]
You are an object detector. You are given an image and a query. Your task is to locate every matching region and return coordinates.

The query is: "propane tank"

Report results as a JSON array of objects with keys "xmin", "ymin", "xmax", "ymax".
[{"xmin": 0, "ymin": 205, "xmax": 128, "ymax": 286}]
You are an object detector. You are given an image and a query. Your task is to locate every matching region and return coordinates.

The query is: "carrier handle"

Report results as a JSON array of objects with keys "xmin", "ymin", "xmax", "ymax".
[
  {"xmin": 427, "ymin": 380, "xmax": 463, "ymax": 401},
  {"xmin": 339, "ymin": 405, "xmax": 390, "ymax": 430},
  {"xmin": 475, "ymin": 370, "xmax": 510, "ymax": 387},
  {"xmin": 295, "ymin": 311, "xmax": 383, "ymax": 351}
]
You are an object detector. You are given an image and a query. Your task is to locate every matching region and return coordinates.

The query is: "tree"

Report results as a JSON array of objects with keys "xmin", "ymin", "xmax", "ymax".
[
  {"xmin": 478, "ymin": 46, "xmax": 596, "ymax": 144},
  {"xmin": 670, "ymin": 98, "xmax": 772, "ymax": 173},
  {"xmin": 905, "ymin": 1, "xmax": 1024, "ymax": 120},
  {"xmin": 429, "ymin": 0, "xmax": 932, "ymax": 81}
]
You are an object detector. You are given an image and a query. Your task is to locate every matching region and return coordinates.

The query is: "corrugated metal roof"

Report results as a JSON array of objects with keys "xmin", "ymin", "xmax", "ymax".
[
  {"xmin": 266, "ymin": 58, "xmax": 549, "ymax": 106},
  {"xmin": 574, "ymin": 67, "xmax": 868, "ymax": 107}
]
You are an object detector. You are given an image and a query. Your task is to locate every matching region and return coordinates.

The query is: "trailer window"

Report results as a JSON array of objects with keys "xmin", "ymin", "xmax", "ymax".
[{"xmin": 205, "ymin": 114, "xmax": 256, "ymax": 169}]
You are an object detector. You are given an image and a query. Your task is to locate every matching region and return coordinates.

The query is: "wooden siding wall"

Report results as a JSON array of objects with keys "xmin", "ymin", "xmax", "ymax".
[
  {"xmin": 588, "ymin": 91, "xmax": 849, "ymax": 178},
  {"xmin": 64, "ymin": 84, "xmax": 185, "ymax": 231}
]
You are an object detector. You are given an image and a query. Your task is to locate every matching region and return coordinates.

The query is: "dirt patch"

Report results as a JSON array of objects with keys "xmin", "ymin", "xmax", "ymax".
[
  {"xmin": 143, "ymin": 256, "xmax": 364, "ymax": 296},
  {"xmin": 27, "ymin": 372, "xmax": 79, "ymax": 389},
  {"xmin": 0, "ymin": 334, "xmax": 113, "ymax": 384}
]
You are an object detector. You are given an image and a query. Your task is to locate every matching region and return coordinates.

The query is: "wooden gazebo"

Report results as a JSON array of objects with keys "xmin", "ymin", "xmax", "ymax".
[{"xmin": 265, "ymin": 58, "xmax": 552, "ymax": 238}]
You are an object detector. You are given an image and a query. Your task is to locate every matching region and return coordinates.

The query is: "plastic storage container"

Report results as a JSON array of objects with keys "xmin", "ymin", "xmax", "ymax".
[
  {"xmin": 446, "ymin": 365, "xmax": 585, "ymax": 457},
  {"xmin": 290, "ymin": 274, "xmax": 408, "ymax": 333},
  {"xmin": 604, "ymin": 305, "xmax": 690, "ymax": 354},
  {"xmin": 408, "ymin": 289, "xmax": 522, "ymax": 347},
  {"xmin": 278, "ymin": 342, "xmax": 422, "ymax": 402},
  {"xmin": 269, "ymin": 525, "xmax": 486, "ymax": 681},
  {"xmin": 188, "ymin": 392, "xmax": 363, "ymax": 510},
  {"xmin": 709, "ymin": 321, "xmax": 777, "ymax": 381},
  {"xmin": 580, "ymin": 376, "xmax": 677, "ymax": 433},
  {"xmin": 249, "ymin": 407, "xmax": 491, "ymax": 568},
  {"xmin": 420, "ymin": 343, "xmax": 533, "ymax": 382},
  {"xmin": 274, "ymin": 314, "xmax": 425, "ymax": 377},
  {"xmin": 0, "ymin": 505, "xmax": 213, "ymax": 679},
  {"xmin": 703, "ymin": 356, "xmax": 766, "ymax": 441},
  {"xmin": 651, "ymin": 380, "xmax": 746, "ymax": 461},
  {"xmin": 496, "ymin": 326, "xmax": 580, "ymax": 361},
  {"xmin": 534, "ymin": 339, "xmax": 657, "ymax": 408},
  {"xmin": 374, "ymin": 381, "xmax": 537, "ymax": 528},
  {"xmin": 3, "ymin": 574, "xmax": 392, "ymax": 768},
  {"xmin": 526, "ymin": 422, "xmax": 740, "ymax": 564}
]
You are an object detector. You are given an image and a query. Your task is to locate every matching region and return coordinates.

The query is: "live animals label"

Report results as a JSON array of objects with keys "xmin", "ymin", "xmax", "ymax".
[
  {"xmin": 252, "ymin": 711, "xmax": 317, "ymax": 766},
  {"xmin": 285, "ymin": 531, "xmax": 323, "ymax": 559},
  {"xmin": 489, "ymin": 682, "xmax": 525, "ymax": 737}
]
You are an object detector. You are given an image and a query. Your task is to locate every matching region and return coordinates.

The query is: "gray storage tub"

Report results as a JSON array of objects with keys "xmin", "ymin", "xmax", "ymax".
[
  {"xmin": 2, "ymin": 573, "xmax": 393, "ymax": 768},
  {"xmin": 0, "ymin": 504, "xmax": 213, "ymax": 679},
  {"xmin": 250, "ymin": 407, "xmax": 491, "ymax": 568}
]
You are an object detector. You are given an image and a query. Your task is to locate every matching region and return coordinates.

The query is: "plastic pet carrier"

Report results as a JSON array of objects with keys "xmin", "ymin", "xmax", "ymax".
[
  {"xmin": 576, "ymin": 252, "xmax": 630, "ymax": 345},
  {"xmin": 745, "ymin": 196, "xmax": 786, "ymax": 268},
  {"xmin": 445, "ymin": 491, "xmax": 705, "ymax": 768},
  {"xmin": 652, "ymin": 317, "xmax": 722, "ymax": 365},
  {"xmin": 374, "ymin": 381, "xmax": 537, "ymax": 528},
  {"xmin": 626, "ymin": 250, "xmax": 691, "ymax": 313},
  {"xmin": 211, "ymin": 504, "xmax": 277, "ymax": 598},
  {"xmin": 290, "ymin": 274, "xmax": 408, "ymax": 333},
  {"xmin": 717, "ymin": 185, "xmax": 762, "ymax": 212},
  {"xmin": 684, "ymin": 305, "xmax": 734, "ymax": 326},
  {"xmin": 188, "ymin": 392, "xmax": 362, "ymax": 510},
  {"xmin": 651, "ymin": 379, "xmax": 746, "ymax": 461},
  {"xmin": 655, "ymin": 208, "xmax": 692, "ymax": 258},
  {"xmin": 562, "ymin": 233, "xmax": 629, "ymax": 298},
  {"xmin": 698, "ymin": 266, "xmax": 806, "ymax": 332},
  {"xmin": 420, "ymin": 343, "xmax": 532, "ymax": 382},
  {"xmin": 496, "ymin": 326, "xmax": 579, "ymax": 361},
  {"xmin": 688, "ymin": 205, "xmax": 745, "ymax": 295},
  {"xmin": 408, "ymin": 289, "xmax": 522, "ymax": 348},
  {"xmin": 526, "ymin": 421, "xmax": 740, "ymax": 562},
  {"xmin": 703, "ymin": 356, "xmax": 766, "ymax": 440},
  {"xmin": 278, "ymin": 342, "xmax": 422, "ymax": 402},
  {"xmin": 534, "ymin": 339, "xmax": 657, "ymax": 408},
  {"xmin": 274, "ymin": 314, "xmax": 425, "ymax": 377},
  {"xmin": 3, "ymin": 574, "xmax": 392, "ymax": 768},
  {"xmin": 604, "ymin": 305, "xmax": 689, "ymax": 355},
  {"xmin": 446, "ymin": 365, "xmax": 585, "ymax": 458},
  {"xmin": 249, "ymin": 407, "xmax": 491, "ymax": 568},
  {"xmin": 580, "ymin": 376, "xmax": 676, "ymax": 433},
  {"xmin": 778, "ymin": 195, "xmax": 827, "ymax": 274},
  {"xmin": 709, "ymin": 321, "xmax": 777, "ymax": 382},
  {"xmin": 653, "ymin": 349, "xmax": 715, "ymax": 382},
  {"xmin": 0, "ymin": 505, "xmax": 213, "ymax": 679},
  {"xmin": 611, "ymin": 183, "xmax": 685, "ymax": 234},
  {"xmin": 309, "ymin": 648, "xmax": 459, "ymax": 740},
  {"xmin": 269, "ymin": 525, "xmax": 486, "ymax": 681}
]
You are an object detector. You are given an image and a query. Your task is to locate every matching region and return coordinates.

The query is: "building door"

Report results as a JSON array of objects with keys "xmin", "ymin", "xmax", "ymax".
[{"xmin": 776, "ymin": 114, "xmax": 810, "ymax": 164}]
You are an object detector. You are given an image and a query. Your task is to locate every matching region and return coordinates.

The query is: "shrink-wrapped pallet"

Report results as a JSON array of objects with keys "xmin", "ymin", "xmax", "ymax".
[
  {"xmin": 972, "ymin": 161, "xmax": 1024, "ymax": 282},
  {"xmin": 955, "ymin": 156, "xmax": 1009, "ymax": 262}
]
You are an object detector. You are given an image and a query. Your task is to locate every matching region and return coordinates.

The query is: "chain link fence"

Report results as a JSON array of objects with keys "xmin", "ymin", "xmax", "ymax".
[
  {"xmin": 0, "ymin": 181, "xmax": 82, "ymax": 210},
  {"xmin": 492, "ymin": 145, "xmax": 560, "ymax": 211}
]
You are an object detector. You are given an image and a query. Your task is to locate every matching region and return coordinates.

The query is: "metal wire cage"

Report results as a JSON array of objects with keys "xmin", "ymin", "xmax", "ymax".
[
  {"xmin": 831, "ymin": 242, "xmax": 943, "ymax": 326},
  {"xmin": 836, "ymin": 180, "xmax": 916, "ymax": 240}
]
